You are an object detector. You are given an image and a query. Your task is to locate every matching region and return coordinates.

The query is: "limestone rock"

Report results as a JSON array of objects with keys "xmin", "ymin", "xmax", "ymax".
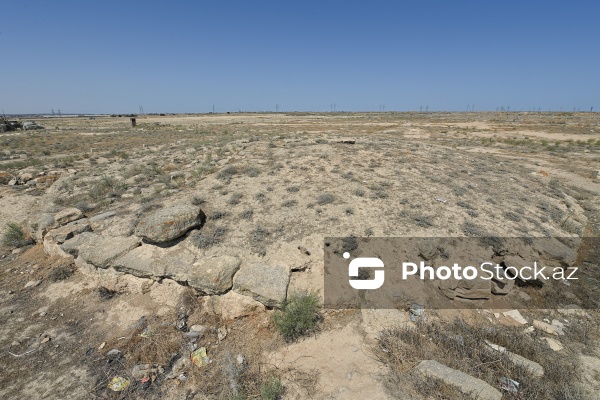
[
  {"xmin": 485, "ymin": 341, "xmax": 544, "ymax": 377},
  {"xmin": 187, "ymin": 255, "xmax": 241, "ymax": 295},
  {"xmin": 415, "ymin": 360, "xmax": 502, "ymax": 400},
  {"xmin": 61, "ymin": 232, "xmax": 95, "ymax": 257},
  {"xmin": 439, "ymin": 276, "xmax": 491, "ymax": 300},
  {"xmin": 54, "ymin": 207, "xmax": 84, "ymax": 226},
  {"xmin": 78, "ymin": 234, "xmax": 141, "ymax": 269},
  {"xmin": 203, "ymin": 290, "xmax": 265, "ymax": 320},
  {"xmin": 233, "ymin": 263, "xmax": 290, "ymax": 307},
  {"xmin": 46, "ymin": 220, "xmax": 91, "ymax": 244},
  {"xmin": 502, "ymin": 309, "xmax": 528, "ymax": 325},
  {"xmin": 533, "ymin": 320, "xmax": 563, "ymax": 336},
  {"xmin": 135, "ymin": 204, "xmax": 205, "ymax": 243},
  {"xmin": 112, "ymin": 245, "xmax": 165, "ymax": 278},
  {"xmin": 542, "ymin": 337, "xmax": 564, "ymax": 351},
  {"xmin": 491, "ymin": 275, "xmax": 514, "ymax": 295}
]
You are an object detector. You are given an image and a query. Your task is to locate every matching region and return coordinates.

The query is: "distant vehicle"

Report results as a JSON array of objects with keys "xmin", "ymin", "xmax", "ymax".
[
  {"xmin": 22, "ymin": 121, "xmax": 45, "ymax": 130},
  {"xmin": 0, "ymin": 117, "xmax": 23, "ymax": 132}
]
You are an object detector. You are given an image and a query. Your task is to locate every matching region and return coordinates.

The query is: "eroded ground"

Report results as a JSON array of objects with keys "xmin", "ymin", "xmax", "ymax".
[{"xmin": 1, "ymin": 112, "xmax": 599, "ymax": 399}]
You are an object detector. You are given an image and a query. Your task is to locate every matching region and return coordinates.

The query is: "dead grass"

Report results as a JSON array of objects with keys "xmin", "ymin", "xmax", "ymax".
[{"xmin": 374, "ymin": 318, "xmax": 590, "ymax": 399}]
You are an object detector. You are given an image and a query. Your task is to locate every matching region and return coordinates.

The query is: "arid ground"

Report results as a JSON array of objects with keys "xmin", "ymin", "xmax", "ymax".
[{"xmin": 1, "ymin": 112, "xmax": 599, "ymax": 399}]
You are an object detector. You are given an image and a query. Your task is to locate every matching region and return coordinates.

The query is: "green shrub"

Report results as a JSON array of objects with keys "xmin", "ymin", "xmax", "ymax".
[
  {"xmin": 260, "ymin": 376, "xmax": 284, "ymax": 400},
  {"xmin": 273, "ymin": 291, "xmax": 320, "ymax": 342},
  {"xmin": 2, "ymin": 222, "xmax": 26, "ymax": 248},
  {"xmin": 316, "ymin": 193, "xmax": 334, "ymax": 205}
]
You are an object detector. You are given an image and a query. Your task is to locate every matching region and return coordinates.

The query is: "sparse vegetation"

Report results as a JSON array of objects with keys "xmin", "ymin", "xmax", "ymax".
[
  {"xmin": 376, "ymin": 319, "xmax": 588, "ymax": 400},
  {"xmin": 316, "ymin": 193, "xmax": 334, "ymax": 205},
  {"xmin": 2, "ymin": 222, "xmax": 27, "ymax": 248},
  {"xmin": 272, "ymin": 291, "xmax": 321, "ymax": 342}
]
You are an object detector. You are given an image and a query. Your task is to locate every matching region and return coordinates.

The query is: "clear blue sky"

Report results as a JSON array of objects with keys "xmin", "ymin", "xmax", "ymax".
[{"xmin": 2, "ymin": 1, "xmax": 599, "ymax": 114}]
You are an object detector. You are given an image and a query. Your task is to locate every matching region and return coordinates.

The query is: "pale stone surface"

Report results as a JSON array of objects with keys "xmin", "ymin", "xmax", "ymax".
[
  {"xmin": 54, "ymin": 208, "xmax": 84, "ymax": 226},
  {"xmin": 187, "ymin": 255, "xmax": 241, "ymax": 295},
  {"xmin": 233, "ymin": 263, "xmax": 290, "ymax": 307},
  {"xmin": 485, "ymin": 341, "xmax": 544, "ymax": 377},
  {"xmin": 415, "ymin": 360, "xmax": 502, "ymax": 400},
  {"xmin": 203, "ymin": 290, "xmax": 265, "ymax": 320},
  {"xmin": 533, "ymin": 320, "xmax": 563, "ymax": 336},
  {"xmin": 502, "ymin": 309, "xmax": 528, "ymax": 325},
  {"xmin": 542, "ymin": 337, "xmax": 564, "ymax": 351},
  {"xmin": 77, "ymin": 234, "xmax": 141, "ymax": 269},
  {"xmin": 134, "ymin": 204, "xmax": 204, "ymax": 243}
]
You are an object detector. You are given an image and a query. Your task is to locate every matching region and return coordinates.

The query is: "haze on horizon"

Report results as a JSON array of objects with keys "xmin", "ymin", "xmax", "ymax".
[{"xmin": 2, "ymin": 1, "xmax": 599, "ymax": 115}]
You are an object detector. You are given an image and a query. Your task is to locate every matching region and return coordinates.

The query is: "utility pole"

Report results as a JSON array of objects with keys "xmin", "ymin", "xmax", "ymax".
[{"xmin": 58, "ymin": 108, "xmax": 62, "ymax": 117}]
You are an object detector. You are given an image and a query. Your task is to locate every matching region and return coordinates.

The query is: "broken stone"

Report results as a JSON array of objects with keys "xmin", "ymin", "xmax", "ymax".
[
  {"xmin": 233, "ymin": 263, "xmax": 290, "ymax": 307},
  {"xmin": 415, "ymin": 360, "xmax": 502, "ymax": 400},
  {"xmin": 502, "ymin": 310, "xmax": 528, "ymax": 325},
  {"xmin": 203, "ymin": 290, "xmax": 265, "ymax": 320},
  {"xmin": 78, "ymin": 234, "xmax": 141, "ymax": 269},
  {"xmin": 187, "ymin": 255, "xmax": 241, "ymax": 295},
  {"xmin": 542, "ymin": 337, "xmax": 564, "ymax": 351},
  {"xmin": 24, "ymin": 280, "xmax": 41, "ymax": 289},
  {"xmin": 439, "ymin": 276, "xmax": 491, "ymax": 300},
  {"xmin": 89, "ymin": 211, "xmax": 116, "ymax": 222},
  {"xmin": 533, "ymin": 320, "xmax": 563, "ymax": 336},
  {"xmin": 491, "ymin": 275, "xmax": 514, "ymax": 295},
  {"xmin": 485, "ymin": 341, "xmax": 544, "ymax": 377},
  {"xmin": 54, "ymin": 208, "xmax": 84, "ymax": 226},
  {"xmin": 46, "ymin": 221, "xmax": 91, "ymax": 244},
  {"xmin": 134, "ymin": 204, "xmax": 204, "ymax": 243}
]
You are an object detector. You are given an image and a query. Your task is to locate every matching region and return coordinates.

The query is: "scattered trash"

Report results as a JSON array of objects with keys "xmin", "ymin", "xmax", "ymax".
[
  {"xmin": 139, "ymin": 327, "xmax": 153, "ymax": 338},
  {"xmin": 98, "ymin": 342, "xmax": 106, "ymax": 349},
  {"xmin": 108, "ymin": 376, "xmax": 130, "ymax": 392},
  {"xmin": 106, "ymin": 349, "xmax": 121, "ymax": 357},
  {"xmin": 40, "ymin": 337, "xmax": 50, "ymax": 344},
  {"xmin": 218, "ymin": 327, "xmax": 228, "ymax": 342},
  {"xmin": 499, "ymin": 376, "xmax": 520, "ymax": 395},
  {"xmin": 191, "ymin": 347, "xmax": 210, "ymax": 367},
  {"xmin": 560, "ymin": 279, "xmax": 571, "ymax": 286},
  {"xmin": 435, "ymin": 198, "xmax": 447, "ymax": 203},
  {"xmin": 409, "ymin": 304, "xmax": 425, "ymax": 322},
  {"xmin": 237, "ymin": 354, "xmax": 245, "ymax": 365},
  {"xmin": 176, "ymin": 313, "xmax": 188, "ymax": 331},
  {"xmin": 140, "ymin": 376, "xmax": 150, "ymax": 384}
]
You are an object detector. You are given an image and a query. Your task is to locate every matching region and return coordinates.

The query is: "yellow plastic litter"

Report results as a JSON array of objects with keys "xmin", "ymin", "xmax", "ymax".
[
  {"xmin": 139, "ymin": 327, "xmax": 153, "ymax": 338},
  {"xmin": 108, "ymin": 376, "xmax": 130, "ymax": 391},
  {"xmin": 191, "ymin": 347, "xmax": 209, "ymax": 367}
]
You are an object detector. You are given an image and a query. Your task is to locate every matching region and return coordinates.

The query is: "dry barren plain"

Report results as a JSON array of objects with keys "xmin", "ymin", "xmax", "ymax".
[{"xmin": 0, "ymin": 112, "xmax": 599, "ymax": 399}]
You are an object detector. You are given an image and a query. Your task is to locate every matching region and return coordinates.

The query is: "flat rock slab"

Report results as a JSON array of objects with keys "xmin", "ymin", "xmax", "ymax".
[
  {"xmin": 89, "ymin": 211, "xmax": 116, "ymax": 222},
  {"xmin": 203, "ymin": 290, "xmax": 265, "ymax": 320},
  {"xmin": 188, "ymin": 255, "xmax": 241, "ymax": 295},
  {"xmin": 54, "ymin": 207, "xmax": 84, "ymax": 226},
  {"xmin": 415, "ymin": 360, "xmax": 502, "ymax": 400},
  {"xmin": 46, "ymin": 221, "xmax": 91, "ymax": 244},
  {"xmin": 135, "ymin": 204, "xmax": 204, "ymax": 243},
  {"xmin": 112, "ymin": 245, "xmax": 166, "ymax": 278},
  {"xmin": 78, "ymin": 234, "xmax": 141, "ymax": 269},
  {"xmin": 485, "ymin": 341, "xmax": 544, "ymax": 377},
  {"xmin": 502, "ymin": 309, "xmax": 528, "ymax": 325},
  {"xmin": 533, "ymin": 320, "xmax": 563, "ymax": 336},
  {"xmin": 233, "ymin": 263, "xmax": 290, "ymax": 307}
]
